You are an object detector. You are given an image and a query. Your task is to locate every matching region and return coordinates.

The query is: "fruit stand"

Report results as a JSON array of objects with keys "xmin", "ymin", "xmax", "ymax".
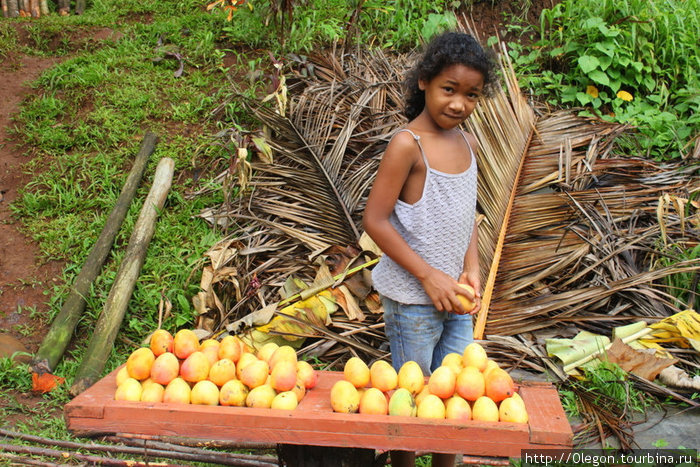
[{"xmin": 65, "ymin": 368, "xmax": 573, "ymax": 464}]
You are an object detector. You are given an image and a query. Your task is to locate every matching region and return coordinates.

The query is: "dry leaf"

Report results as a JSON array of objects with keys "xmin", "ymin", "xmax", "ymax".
[{"xmin": 604, "ymin": 338, "xmax": 677, "ymax": 381}]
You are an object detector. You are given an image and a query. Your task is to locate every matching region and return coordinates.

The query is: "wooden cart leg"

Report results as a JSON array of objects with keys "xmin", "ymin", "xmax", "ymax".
[{"xmin": 277, "ymin": 444, "xmax": 382, "ymax": 467}]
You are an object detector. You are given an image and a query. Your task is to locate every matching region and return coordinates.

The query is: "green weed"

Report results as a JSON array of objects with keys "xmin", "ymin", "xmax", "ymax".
[{"xmin": 506, "ymin": 0, "xmax": 699, "ymax": 160}]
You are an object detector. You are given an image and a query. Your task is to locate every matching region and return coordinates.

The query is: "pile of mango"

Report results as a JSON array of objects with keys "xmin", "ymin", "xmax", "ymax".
[
  {"xmin": 114, "ymin": 329, "xmax": 317, "ymax": 410},
  {"xmin": 330, "ymin": 342, "xmax": 528, "ymax": 423}
]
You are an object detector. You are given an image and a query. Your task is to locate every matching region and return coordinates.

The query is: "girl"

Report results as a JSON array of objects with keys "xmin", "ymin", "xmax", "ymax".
[{"xmin": 362, "ymin": 32, "xmax": 497, "ymax": 466}]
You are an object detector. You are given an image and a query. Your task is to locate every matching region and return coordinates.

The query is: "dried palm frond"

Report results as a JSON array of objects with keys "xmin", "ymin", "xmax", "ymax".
[{"xmin": 193, "ymin": 39, "xmax": 699, "ymax": 377}]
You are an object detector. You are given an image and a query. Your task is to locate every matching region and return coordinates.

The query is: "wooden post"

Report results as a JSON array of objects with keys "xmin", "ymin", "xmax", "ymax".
[
  {"xmin": 6, "ymin": 0, "xmax": 18, "ymax": 17},
  {"xmin": 32, "ymin": 133, "xmax": 158, "ymax": 375},
  {"xmin": 70, "ymin": 157, "xmax": 175, "ymax": 396}
]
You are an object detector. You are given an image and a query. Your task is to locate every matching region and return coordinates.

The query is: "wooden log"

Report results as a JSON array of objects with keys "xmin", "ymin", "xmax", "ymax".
[
  {"xmin": 32, "ymin": 133, "xmax": 158, "ymax": 375},
  {"xmin": 70, "ymin": 157, "xmax": 175, "ymax": 396},
  {"xmin": 6, "ymin": 0, "xmax": 18, "ymax": 17}
]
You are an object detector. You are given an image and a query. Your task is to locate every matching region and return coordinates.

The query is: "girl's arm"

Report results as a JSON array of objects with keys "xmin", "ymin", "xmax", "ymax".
[
  {"xmin": 362, "ymin": 132, "xmax": 467, "ymax": 313},
  {"xmin": 458, "ymin": 219, "xmax": 481, "ymax": 315}
]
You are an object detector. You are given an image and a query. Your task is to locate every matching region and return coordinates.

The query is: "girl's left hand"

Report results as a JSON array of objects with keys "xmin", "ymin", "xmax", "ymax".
[{"xmin": 458, "ymin": 271, "xmax": 481, "ymax": 315}]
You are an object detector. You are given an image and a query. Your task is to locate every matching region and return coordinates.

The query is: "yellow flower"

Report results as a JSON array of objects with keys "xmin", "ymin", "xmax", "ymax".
[
  {"xmin": 586, "ymin": 85, "xmax": 599, "ymax": 98},
  {"xmin": 617, "ymin": 90, "xmax": 634, "ymax": 101}
]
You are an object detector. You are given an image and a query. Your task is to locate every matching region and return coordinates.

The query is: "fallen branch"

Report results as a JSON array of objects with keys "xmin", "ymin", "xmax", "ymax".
[
  {"xmin": 33, "ymin": 132, "xmax": 158, "ymax": 375},
  {"xmin": 0, "ymin": 442, "xmax": 179, "ymax": 466},
  {"xmin": 0, "ymin": 428, "xmax": 278, "ymax": 466},
  {"xmin": 71, "ymin": 157, "xmax": 175, "ymax": 395}
]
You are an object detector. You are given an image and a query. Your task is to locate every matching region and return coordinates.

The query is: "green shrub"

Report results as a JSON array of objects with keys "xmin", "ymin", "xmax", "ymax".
[{"xmin": 506, "ymin": 0, "xmax": 699, "ymax": 160}]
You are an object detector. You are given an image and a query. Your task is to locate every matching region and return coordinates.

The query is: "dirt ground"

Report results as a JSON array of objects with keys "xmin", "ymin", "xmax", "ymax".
[{"xmin": 0, "ymin": 0, "xmax": 554, "ymax": 421}]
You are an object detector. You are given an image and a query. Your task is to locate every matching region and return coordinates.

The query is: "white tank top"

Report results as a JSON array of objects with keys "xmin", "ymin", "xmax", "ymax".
[{"xmin": 371, "ymin": 128, "xmax": 478, "ymax": 304}]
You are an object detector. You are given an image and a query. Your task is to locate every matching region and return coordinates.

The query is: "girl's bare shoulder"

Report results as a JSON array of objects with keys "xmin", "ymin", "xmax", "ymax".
[{"xmin": 383, "ymin": 129, "xmax": 421, "ymax": 164}]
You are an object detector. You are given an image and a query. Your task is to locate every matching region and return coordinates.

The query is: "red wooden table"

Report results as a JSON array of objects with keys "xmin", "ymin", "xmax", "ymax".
[{"xmin": 65, "ymin": 368, "xmax": 572, "ymax": 463}]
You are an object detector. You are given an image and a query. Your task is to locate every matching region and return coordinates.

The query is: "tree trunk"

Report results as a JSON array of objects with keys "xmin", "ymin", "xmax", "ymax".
[
  {"xmin": 75, "ymin": 0, "xmax": 83, "ymax": 14},
  {"xmin": 39, "ymin": 0, "xmax": 47, "ymax": 16},
  {"xmin": 6, "ymin": 0, "xmax": 18, "ymax": 17},
  {"xmin": 58, "ymin": 0, "xmax": 68, "ymax": 15},
  {"xmin": 30, "ymin": 0, "xmax": 39, "ymax": 17},
  {"xmin": 32, "ymin": 133, "xmax": 158, "ymax": 375},
  {"xmin": 2, "ymin": 0, "xmax": 7, "ymax": 18},
  {"xmin": 70, "ymin": 157, "xmax": 175, "ymax": 396}
]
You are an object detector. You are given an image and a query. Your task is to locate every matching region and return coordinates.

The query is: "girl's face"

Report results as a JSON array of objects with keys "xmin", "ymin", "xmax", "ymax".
[{"xmin": 418, "ymin": 64, "xmax": 484, "ymax": 130}]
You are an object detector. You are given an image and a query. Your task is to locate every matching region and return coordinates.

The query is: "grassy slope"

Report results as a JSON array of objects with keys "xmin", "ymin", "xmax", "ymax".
[{"xmin": 1, "ymin": 0, "xmax": 238, "ymax": 439}]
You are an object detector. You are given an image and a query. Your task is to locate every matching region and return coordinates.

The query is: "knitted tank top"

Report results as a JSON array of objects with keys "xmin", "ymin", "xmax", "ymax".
[{"xmin": 371, "ymin": 128, "xmax": 478, "ymax": 305}]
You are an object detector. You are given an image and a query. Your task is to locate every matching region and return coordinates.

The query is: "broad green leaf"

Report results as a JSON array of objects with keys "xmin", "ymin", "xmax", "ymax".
[
  {"xmin": 598, "ymin": 55, "xmax": 613, "ymax": 71},
  {"xmin": 594, "ymin": 41, "xmax": 615, "ymax": 57},
  {"xmin": 576, "ymin": 92, "xmax": 592, "ymax": 105},
  {"xmin": 578, "ymin": 55, "xmax": 600, "ymax": 73},
  {"xmin": 589, "ymin": 70, "xmax": 610, "ymax": 86},
  {"xmin": 609, "ymin": 79, "xmax": 621, "ymax": 93}
]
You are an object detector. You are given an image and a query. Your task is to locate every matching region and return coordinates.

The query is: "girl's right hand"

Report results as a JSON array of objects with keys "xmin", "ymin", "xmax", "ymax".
[{"xmin": 420, "ymin": 268, "xmax": 467, "ymax": 314}]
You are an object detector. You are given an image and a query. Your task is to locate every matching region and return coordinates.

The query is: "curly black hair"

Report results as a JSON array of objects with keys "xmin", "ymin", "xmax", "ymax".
[{"xmin": 404, "ymin": 32, "xmax": 498, "ymax": 121}]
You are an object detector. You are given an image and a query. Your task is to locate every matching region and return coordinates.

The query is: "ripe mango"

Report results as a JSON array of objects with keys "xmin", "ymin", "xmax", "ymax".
[
  {"xmin": 462, "ymin": 342, "xmax": 487, "ymax": 371},
  {"xmin": 270, "ymin": 359, "xmax": 297, "ymax": 392},
  {"xmin": 240, "ymin": 359, "xmax": 269, "ymax": 389},
  {"xmin": 296, "ymin": 360, "xmax": 318, "ymax": 389},
  {"xmin": 271, "ymin": 391, "xmax": 298, "ymax": 410},
  {"xmin": 441, "ymin": 352, "xmax": 463, "ymax": 375},
  {"xmin": 456, "ymin": 284, "xmax": 476, "ymax": 312},
  {"xmin": 218, "ymin": 335, "xmax": 242, "ymax": 363},
  {"xmin": 256, "ymin": 342, "xmax": 279, "ymax": 364},
  {"xmin": 445, "ymin": 395, "xmax": 471, "ymax": 421},
  {"xmin": 209, "ymin": 358, "xmax": 237, "ymax": 386},
  {"xmin": 427, "ymin": 365, "xmax": 455, "ymax": 399},
  {"xmin": 191, "ymin": 380, "xmax": 220, "ymax": 405},
  {"xmin": 344, "ymin": 357, "xmax": 370, "ymax": 388},
  {"xmin": 219, "ymin": 379, "xmax": 249, "ymax": 406},
  {"xmin": 236, "ymin": 352, "xmax": 258, "ymax": 380},
  {"xmin": 180, "ymin": 351, "xmax": 211, "ymax": 383},
  {"xmin": 359, "ymin": 387, "xmax": 389, "ymax": 415},
  {"xmin": 173, "ymin": 329, "xmax": 199, "ymax": 360},
  {"xmin": 291, "ymin": 376, "xmax": 307, "ymax": 402},
  {"xmin": 455, "ymin": 365, "xmax": 485, "ymax": 401},
  {"xmin": 115, "ymin": 378, "xmax": 142, "ymax": 402},
  {"xmin": 269, "ymin": 345, "xmax": 297, "ymax": 370},
  {"xmin": 369, "ymin": 360, "xmax": 398, "ymax": 392},
  {"xmin": 472, "ymin": 395, "xmax": 499, "ymax": 422},
  {"xmin": 416, "ymin": 394, "xmax": 445, "ymax": 419},
  {"xmin": 126, "ymin": 347, "xmax": 155, "ymax": 381},
  {"xmin": 388, "ymin": 387, "xmax": 416, "ymax": 417},
  {"xmin": 149, "ymin": 329, "xmax": 174, "ymax": 356},
  {"xmin": 163, "ymin": 377, "xmax": 191, "ymax": 404},
  {"xmin": 150, "ymin": 352, "xmax": 180, "ymax": 386},
  {"xmin": 397, "ymin": 361, "xmax": 424, "ymax": 396},
  {"xmin": 330, "ymin": 380, "xmax": 360, "ymax": 413},
  {"xmin": 200, "ymin": 345, "xmax": 220, "ymax": 367},
  {"xmin": 484, "ymin": 368, "xmax": 515, "ymax": 402},
  {"xmin": 246, "ymin": 384, "xmax": 276, "ymax": 408},
  {"xmin": 115, "ymin": 366, "xmax": 130, "ymax": 388},
  {"xmin": 140, "ymin": 382, "xmax": 165, "ymax": 403},
  {"xmin": 499, "ymin": 394, "xmax": 528, "ymax": 423}
]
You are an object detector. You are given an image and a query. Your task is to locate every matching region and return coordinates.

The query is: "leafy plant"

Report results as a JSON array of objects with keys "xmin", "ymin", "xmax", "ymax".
[{"xmin": 506, "ymin": 0, "xmax": 699, "ymax": 160}]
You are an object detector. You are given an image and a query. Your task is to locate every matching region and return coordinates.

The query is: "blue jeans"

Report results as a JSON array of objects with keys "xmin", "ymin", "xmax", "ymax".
[{"xmin": 381, "ymin": 295, "xmax": 474, "ymax": 375}]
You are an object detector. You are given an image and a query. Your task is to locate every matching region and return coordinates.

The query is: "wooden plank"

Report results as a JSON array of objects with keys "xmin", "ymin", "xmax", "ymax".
[
  {"xmin": 65, "ymin": 368, "xmax": 573, "ymax": 457},
  {"xmin": 519, "ymin": 382, "xmax": 573, "ymax": 446}
]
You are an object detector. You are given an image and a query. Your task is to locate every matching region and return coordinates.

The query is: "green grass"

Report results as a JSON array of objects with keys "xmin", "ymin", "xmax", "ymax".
[{"xmin": 3, "ymin": 0, "xmax": 234, "ymax": 406}]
